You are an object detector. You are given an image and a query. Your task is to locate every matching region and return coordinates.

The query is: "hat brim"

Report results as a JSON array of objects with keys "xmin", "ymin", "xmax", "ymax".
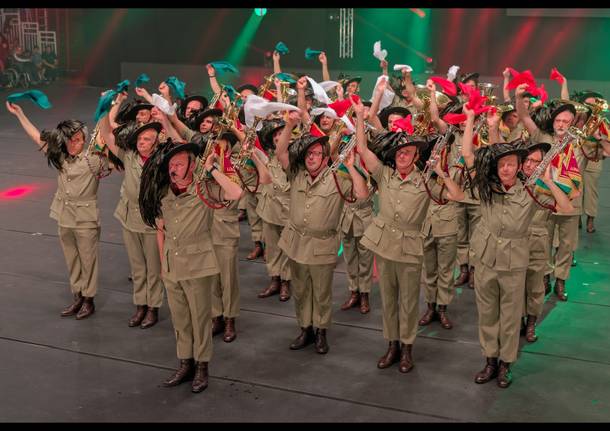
[
  {"xmin": 379, "ymin": 106, "xmax": 411, "ymax": 129},
  {"xmin": 192, "ymin": 108, "xmax": 223, "ymax": 129},
  {"xmin": 127, "ymin": 121, "xmax": 162, "ymax": 147},
  {"xmin": 461, "ymin": 72, "xmax": 480, "ymax": 84},
  {"xmin": 237, "ymin": 84, "xmax": 259, "ymax": 94},
  {"xmin": 550, "ymin": 103, "xmax": 576, "ymax": 121},
  {"xmin": 493, "ymin": 147, "xmax": 528, "ymax": 162},
  {"xmin": 161, "ymin": 142, "xmax": 201, "ymax": 168},
  {"xmin": 124, "ymin": 103, "xmax": 153, "ymax": 122},
  {"xmin": 183, "ymin": 95, "xmax": 209, "ymax": 110},
  {"xmin": 382, "ymin": 135, "xmax": 429, "ymax": 162}
]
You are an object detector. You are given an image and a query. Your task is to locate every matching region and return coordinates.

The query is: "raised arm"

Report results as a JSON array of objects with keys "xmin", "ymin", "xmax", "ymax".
[
  {"xmin": 380, "ymin": 59, "xmax": 388, "ymax": 77},
  {"xmin": 557, "ymin": 70, "xmax": 569, "ymax": 100},
  {"xmin": 502, "ymin": 68, "xmax": 511, "ymax": 102},
  {"xmin": 515, "ymin": 83, "xmax": 540, "ymax": 137},
  {"xmin": 319, "ymin": 52, "xmax": 330, "ymax": 82},
  {"xmin": 367, "ymin": 78, "xmax": 386, "ymax": 130},
  {"xmin": 486, "ymin": 109, "xmax": 501, "ymax": 144},
  {"xmin": 461, "ymin": 106, "xmax": 476, "ymax": 170},
  {"xmin": 276, "ymin": 110, "xmax": 300, "ymax": 170},
  {"xmin": 296, "ymin": 76, "xmax": 309, "ymax": 118},
  {"xmin": 343, "ymin": 149, "xmax": 369, "ymax": 200},
  {"xmin": 273, "ymin": 50, "xmax": 281, "ymax": 74},
  {"xmin": 403, "ymin": 69, "xmax": 424, "ymax": 110},
  {"xmin": 108, "ymin": 91, "xmax": 128, "ymax": 130},
  {"xmin": 204, "ymin": 152, "xmax": 243, "ymax": 201},
  {"xmin": 352, "ymin": 97, "xmax": 380, "ymax": 173},
  {"xmin": 426, "ymin": 79, "xmax": 447, "ymax": 134},
  {"xmin": 206, "ymin": 64, "xmax": 222, "ymax": 96},
  {"xmin": 134, "ymin": 86, "xmax": 154, "ymax": 104},
  {"xmin": 5, "ymin": 102, "xmax": 45, "ymax": 151},
  {"xmin": 99, "ymin": 111, "xmax": 121, "ymax": 156}
]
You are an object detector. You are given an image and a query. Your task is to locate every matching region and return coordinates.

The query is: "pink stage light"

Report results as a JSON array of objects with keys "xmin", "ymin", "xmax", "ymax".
[{"xmin": 0, "ymin": 185, "xmax": 36, "ymax": 200}]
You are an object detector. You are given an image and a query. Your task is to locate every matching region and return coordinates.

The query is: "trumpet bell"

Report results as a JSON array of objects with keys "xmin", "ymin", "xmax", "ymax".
[
  {"xmin": 477, "ymin": 82, "xmax": 498, "ymax": 98},
  {"xmin": 414, "ymin": 84, "xmax": 451, "ymax": 109}
]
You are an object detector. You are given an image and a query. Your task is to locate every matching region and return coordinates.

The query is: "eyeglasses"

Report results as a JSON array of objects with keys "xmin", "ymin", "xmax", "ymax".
[{"xmin": 524, "ymin": 157, "xmax": 542, "ymax": 164}]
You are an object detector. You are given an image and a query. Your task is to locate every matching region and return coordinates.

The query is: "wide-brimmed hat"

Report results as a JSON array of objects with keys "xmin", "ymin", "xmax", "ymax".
[
  {"xmin": 119, "ymin": 102, "xmax": 153, "ymax": 123},
  {"xmin": 490, "ymin": 141, "xmax": 528, "ymax": 163},
  {"xmin": 161, "ymin": 140, "xmax": 201, "ymax": 169},
  {"xmin": 460, "ymin": 72, "xmax": 480, "ymax": 84},
  {"xmin": 258, "ymin": 119, "xmax": 286, "ymax": 151},
  {"xmin": 288, "ymin": 134, "xmax": 329, "ymax": 169},
  {"xmin": 373, "ymin": 131, "xmax": 429, "ymax": 167},
  {"xmin": 237, "ymin": 83, "xmax": 258, "ymax": 94},
  {"xmin": 379, "ymin": 106, "xmax": 411, "ymax": 129},
  {"xmin": 188, "ymin": 108, "xmax": 223, "ymax": 131},
  {"xmin": 127, "ymin": 122, "xmax": 162, "ymax": 148},
  {"xmin": 182, "ymin": 95, "xmax": 209, "ymax": 111}
]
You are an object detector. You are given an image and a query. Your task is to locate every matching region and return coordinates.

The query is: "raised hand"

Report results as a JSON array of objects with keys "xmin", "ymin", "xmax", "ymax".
[
  {"xmin": 206, "ymin": 64, "xmax": 216, "ymax": 77},
  {"xmin": 502, "ymin": 68, "xmax": 511, "ymax": 79},
  {"xmin": 6, "ymin": 101, "xmax": 23, "ymax": 116},
  {"xmin": 426, "ymin": 79, "xmax": 436, "ymax": 92},
  {"xmin": 350, "ymin": 95, "xmax": 364, "ymax": 116},
  {"xmin": 318, "ymin": 52, "xmax": 327, "ymax": 65},
  {"xmin": 158, "ymin": 82, "xmax": 170, "ymax": 99},
  {"xmin": 296, "ymin": 76, "xmax": 308, "ymax": 91},
  {"xmin": 515, "ymin": 83, "xmax": 528, "ymax": 98}
]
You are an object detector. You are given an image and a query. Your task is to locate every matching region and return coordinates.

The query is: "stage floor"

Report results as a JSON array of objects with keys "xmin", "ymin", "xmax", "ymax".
[{"xmin": 1, "ymin": 81, "xmax": 609, "ymax": 422}]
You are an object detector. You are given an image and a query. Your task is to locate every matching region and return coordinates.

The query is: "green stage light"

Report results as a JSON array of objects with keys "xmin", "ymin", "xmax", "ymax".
[{"xmin": 254, "ymin": 8, "xmax": 267, "ymax": 17}]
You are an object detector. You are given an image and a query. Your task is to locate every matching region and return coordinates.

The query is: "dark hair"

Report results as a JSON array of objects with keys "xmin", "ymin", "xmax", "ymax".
[{"xmin": 40, "ymin": 120, "xmax": 87, "ymax": 171}]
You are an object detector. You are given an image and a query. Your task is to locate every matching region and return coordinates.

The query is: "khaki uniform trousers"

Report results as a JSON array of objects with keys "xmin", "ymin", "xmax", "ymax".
[
  {"xmin": 524, "ymin": 231, "xmax": 550, "ymax": 318},
  {"xmin": 211, "ymin": 244, "xmax": 240, "ymax": 319},
  {"xmin": 423, "ymin": 234, "xmax": 457, "ymax": 306},
  {"xmin": 456, "ymin": 202, "xmax": 481, "ymax": 267},
  {"xmin": 245, "ymin": 191, "xmax": 263, "ymax": 243},
  {"xmin": 474, "ymin": 263, "xmax": 525, "ymax": 363},
  {"xmin": 263, "ymin": 221, "xmax": 291, "ymax": 280},
  {"xmin": 289, "ymin": 260, "xmax": 335, "ymax": 329},
  {"xmin": 341, "ymin": 225, "xmax": 373, "ymax": 293},
  {"xmin": 376, "ymin": 255, "xmax": 422, "ymax": 345},
  {"xmin": 122, "ymin": 228, "xmax": 164, "ymax": 308},
  {"xmin": 58, "ymin": 226, "xmax": 100, "ymax": 298},
  {"xmin": 525, "ymin": 257, "xmax": 546, "ymax": 318},
  {"xmin": 583, "ymin": 164, "xmax": 601, "ymax": 218},
  {"xmin": 164, "ymin": 276, "xmax": 214, "ymax": 362},
  {"xmin": 548, "ymin": 214, "xmax": 579, "ymax": 280}
]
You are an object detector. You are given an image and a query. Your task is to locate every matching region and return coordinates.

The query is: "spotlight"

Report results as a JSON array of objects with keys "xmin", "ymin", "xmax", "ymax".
[{"xmin": 254, "ymin": 8, "xmax": 267, "ymax": 17}]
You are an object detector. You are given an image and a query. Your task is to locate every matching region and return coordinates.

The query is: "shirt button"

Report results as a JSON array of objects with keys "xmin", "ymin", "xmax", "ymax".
[
  {"xmin": 503, "ymin": 210, "xmax": 507, "ymax": 214},
  {"xmin": 304, "ymin": 218, "xmax": 307, "ymax": 223},
  {"xmin": 397, "ymin": 200, "xmax": 401, "ymax": 204},
  {"xmin": 399, "ymin": 185, "xmax": 403, "ymax": 190},
  {"xmin": 86, "ymin": 204, "xmax": 89, "ymax": 207},
  {"xmin": 175, "ymin": 252, "xmax": 178, "ymax": 255},
  {"xmin": 175, "ymin": 219, "xmax": 179, "ymax": 223},
  {"xmin": 306, "ymin": 204, "xmax": 310, "ymax": 209},
  {"xmin": 173, "ymin": 236, "xmax": 176, "ymax": 240},
  {"xmin": 498, "ymin": 239, "xmax": 502, "ymax": 244},
  {"xmin": 391, "ymin": 228, "xmax": 396, "ymax": 232}
]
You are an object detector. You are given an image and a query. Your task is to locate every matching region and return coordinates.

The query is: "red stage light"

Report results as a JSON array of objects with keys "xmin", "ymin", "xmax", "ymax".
[{"xmin": 0, "ymin": 185, "xmax": 36, "ymax": 200}]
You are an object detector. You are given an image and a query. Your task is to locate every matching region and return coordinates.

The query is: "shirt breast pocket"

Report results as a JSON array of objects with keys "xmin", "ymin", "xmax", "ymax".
[{"xmin": 75, "ymin": 202, "xmax": 98, "ymax": 222}]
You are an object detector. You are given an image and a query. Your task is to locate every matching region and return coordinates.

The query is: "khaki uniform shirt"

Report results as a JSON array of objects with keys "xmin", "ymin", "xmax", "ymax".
[
  {"xmin": 360, "ymin": 164, "xmax": 443, "ymax": 264},
  {"xmin": 528, "ymin": 206, "xmax": 552, "ymax": 261},
  {"xmin": 49, "ymin": 152, "xmax": 105, "ymax": 229},
  {"xmin": 339, "ymin": 195, "xmax": 374, "ymax": 237},
  {"xmin": 422, "ymin": 167, "xmax": 461, "ymax": 237},
  {"xmin": 113, "ymin": 149, "xmax": 155, "ymax": 233},
  {"xmin": 530, "ymin": 129, "xmax": 584, "ymax": 216},
  {"xmin": 256, "ymin": 154, "xmax": 290, "ymax": 226},
  {"xmin": 160, "ymin": 180, "xmax": 219, "ymax": 283},
  {"xmin": 278, "ymin": 166, "xmax": 353, "ymax": 265},
  {"xmin": 471, "ymin": 181, "xmax": 554, "ymax": 271}
]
